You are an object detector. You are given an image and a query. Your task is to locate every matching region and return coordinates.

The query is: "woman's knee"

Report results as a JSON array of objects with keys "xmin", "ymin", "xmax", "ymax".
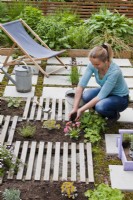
[{"xmin": 82, "ymin": 88, "xmax": 100, "ymax": 103}]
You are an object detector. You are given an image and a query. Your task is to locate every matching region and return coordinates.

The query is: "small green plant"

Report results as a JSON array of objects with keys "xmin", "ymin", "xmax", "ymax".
[
  {"xmin": 6, "ymin": 97, "xmax": 22, "ymax": 108},
  {"xmin": 61, "ymin": 182, "xmax": 78, "ymax": 199},
  {"xmin": 0, "ymin": 144, "xmax": 21, "ymax": 177},
  {"xmin": 2, "ymin": 188, "xmax": 21, "ymax": 200},
  {"xmin": 80, "ymin": 111, "xmax": 107, "ymax": 143},
  {"xmin": 69, "ymin": 65, "xmax": 80, "ymax": 86},
  {"xmin": 18, "ymin": 124, "xmax": 36, "ymax": 138},
  {"xmin": 84, "ymin": 128, "xmax": 101, "ymax": 143},
  {"xmin": 42, "ymin": 120, "xmax": 61, "ymax": 130},
  {"xmin": 84, "ymin": 183, "xmax": 124, "ymax": 200},
  {"xmin": 64, "ymin": 121, "xmax": 81, "ymax": 139}
]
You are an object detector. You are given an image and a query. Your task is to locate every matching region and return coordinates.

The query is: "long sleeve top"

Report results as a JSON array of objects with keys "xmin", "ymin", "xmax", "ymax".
[{"xmin": 78, "ymin": 61, "xmax": 129, "ymax": 100}]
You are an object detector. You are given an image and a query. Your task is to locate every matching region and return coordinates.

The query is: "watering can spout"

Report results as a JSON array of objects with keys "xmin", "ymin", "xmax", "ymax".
[{"xmin": 0, "ymin": 65, "xmax": 16, "ymax": 85}]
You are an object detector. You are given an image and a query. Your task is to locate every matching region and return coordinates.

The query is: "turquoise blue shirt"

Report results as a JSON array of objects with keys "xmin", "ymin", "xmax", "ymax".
[{"xmin": 78, "ymin": 61, "xmax": 129, "ymax": 100}]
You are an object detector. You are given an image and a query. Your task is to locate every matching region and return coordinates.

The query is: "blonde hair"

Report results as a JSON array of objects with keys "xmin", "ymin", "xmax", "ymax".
[{"xmin": 89, "ymin": 43, "xmax": 113, "ymax": 62}]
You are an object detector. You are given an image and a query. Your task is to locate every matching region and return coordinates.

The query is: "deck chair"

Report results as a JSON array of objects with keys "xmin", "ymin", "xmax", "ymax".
[{"xmin": 0, "ymin": 19, "xmax": 67, "ymax": 77}]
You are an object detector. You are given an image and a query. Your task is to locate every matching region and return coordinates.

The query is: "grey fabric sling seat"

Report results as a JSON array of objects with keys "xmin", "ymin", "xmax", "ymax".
[{"xmin": 0, "ymin": 19, "xmax": 67, "ymax": 77}]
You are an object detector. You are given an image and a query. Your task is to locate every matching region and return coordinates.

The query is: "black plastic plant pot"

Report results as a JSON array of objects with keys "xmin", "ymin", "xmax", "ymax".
[
  {"xmin": 122, "ymin": 140, "xmax": 130, "ymax": 148},
  {"xmin": 70, "ymin": 112, "xmax": 77, "ymax": 122}
]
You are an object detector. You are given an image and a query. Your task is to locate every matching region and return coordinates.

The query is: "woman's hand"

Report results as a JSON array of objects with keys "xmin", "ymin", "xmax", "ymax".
[
  {"xmin": 75, "ymin": 108, "xmax": 84, "ymax": 121},
  {"xmin": 69, "ymin": 109, "xmax": 77, "ymax": 121}
]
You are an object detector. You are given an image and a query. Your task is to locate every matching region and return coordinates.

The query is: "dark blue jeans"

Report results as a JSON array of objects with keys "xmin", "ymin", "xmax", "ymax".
[{"xmin": 82, "ymin": 88, "xmax": 129, "ymax": 119}]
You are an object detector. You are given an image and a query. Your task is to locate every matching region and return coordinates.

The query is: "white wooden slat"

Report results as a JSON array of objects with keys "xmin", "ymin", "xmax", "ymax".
[
  {"xmin": 7, "ymin": 116, "xmax": 18, "ymax": 145},
  {"xmin": 62, "ymin": 142, "xmax": 68, "ymax": 180},
  {"xmin": 64, "ymin": 99, "xmax": 69, "ymax": 121},
  {"xmin": 25, "ymin": 141, "xmax": 37, "ymax": 180},
  {"xmin": 50, "ymin": 98, "xmax": 56, "ymax": 120},
  {"xmin": 29, "ymin": 96, "xmax": 38, "ymax": 120},
  {"xmin": 16, "ymin": 141, "xmax": 29, "ymax": 180},
  {"xmin": 0, "ymin": 115, "xmax": 11, "ymax": 145},
  {"xmin": 79, "ymin": 143, "xmax": 86, "ymax": 182},
  {"xmin": 43, "ymin": 98, "xmax": 50, "ymax": 120},
  {"xmin": 36, "ymin": 97, "xmax": 43, "ymax": 120},
  {"xmin": 57, "ymin": 99, "xmax": 63, "ymax": 121},
  {"xmin": 71, "ymin": 143, "xmax": 76, "ymax": 181},
  {"xmin": 8, "ymin": 141, "xmax": 21, "ymax": 179},
  {"xmin": 34, "ymin": 142, "xmax": 44, "ymax": 180},
  {"xmin": 22, "ymin": 97, "xmax": 31, "ymax": 120},
  {"xmin": 53, "ymin": 142, "xmax": 60, "ymax": 181},
  {"xmin": 0, "ymin": 115, "xmax": 4, "ymax": 126},
  {"xmin": 44, "ymin": 142, "xmax": 52, "ymax": 180},
  {"xmin": 86, "ymin": 143, "xmax": 94, "ymax": 183}
]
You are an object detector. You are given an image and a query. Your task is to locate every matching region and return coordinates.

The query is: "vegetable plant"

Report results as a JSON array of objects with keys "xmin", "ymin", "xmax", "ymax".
[
  {"xmin": 0, "ymin": 144, "xmax": 22, "ymax": 177},
  {"xmin": 80, "ymin": 110, "xmax": 107, "ymax": 143},
  {"xmin": 2, "ymin": 188, "xmax": 21, "ymax": 200},
  {"xmin": 64, "ymin": 121, "xmax": 81, "ymax": 139},
  {"xmin": 69, "ymin": 65, "xmax": 80, "ymax": 86},
  {"xmin": 18, "ymin": 124, "xmax": 36, "ymax": 138},
  {"xmin": 84, "ymin": 8, "xmax": 133, "ymax": 54},
  {"xmin": 61, "ymin": 182, "xmax": 78, "ymax": 199},
  {"xmin": 84, "ymin": 183, "xmax": 124, "ymax": 200},
  {"xmin": 42, "ymin": 120, "xmax": 61, "ymax": 130},
  {"xmin": 6, "ymin": 97, "xmax": 22, "ymax": 108}
]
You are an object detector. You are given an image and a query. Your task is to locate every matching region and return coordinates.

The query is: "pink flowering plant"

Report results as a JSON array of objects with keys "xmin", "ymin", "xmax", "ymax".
[{"xmin": 64, "ymin": 121, "xmax": 81, "ymax": 139}]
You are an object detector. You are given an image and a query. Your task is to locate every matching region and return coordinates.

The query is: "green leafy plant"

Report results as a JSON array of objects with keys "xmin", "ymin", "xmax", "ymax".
[
  {"xmin": 18, "ymin": 6, "xmax": 44, "ymax": 31},
  {"xmin": 18, "ymin": 124, "xmax": 36, "ymax": 138},
  {"xmin": 64, "ymin": 121, "xmax": 81, "ymax": 139},
  {"xmin": 7, "ymin": 0, "xmax": 25, "ymax": 20},
  {"xmin": 42, "ymin": 120, "xmax": 61, "ymax": 130},
  {"xmin": 61, "ymin": 182, "xmax": 78, "ymax": 199},
  {"xmin": 85, "ymin": 183, "xmax": 124, "ymax": 200},
  {"xmin": 6, "ymin": 97, "xmax": 22, "ymax": 108},
  {"xmin": 85, "ymin": 8, "xmax": 133, "ymax": 54},
  {"xmin": 2, "ymin": 188, "xmax": 21, "ymax": 200},
  {"xmin": 84, "ymin": 128, "xmax": 101, "ymax": 143},
  {"xmin": 69, "ymin": 65, "xmax": 80, "ymax": 86},
  {"xmin": 0, "ymin": 144, "xmax": 22, "ymax": 177},
  {"xmin": 80, "ymin": 111, "xmax": 107, "ymax": 143}
]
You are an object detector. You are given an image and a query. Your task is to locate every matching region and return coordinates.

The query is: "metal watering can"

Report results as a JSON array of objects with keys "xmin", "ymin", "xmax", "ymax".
[{"xmin": 0, "ymin": 62, "xmax": 32, "ymax": 93}]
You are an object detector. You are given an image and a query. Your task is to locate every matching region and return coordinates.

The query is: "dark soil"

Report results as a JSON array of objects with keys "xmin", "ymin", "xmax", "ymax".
[
  {"xmin": 0, "ymin": 99, "xmax": 25, "ymax": 117},
  {"xmin": 1, "ymin": 100, "xmax": 133, "ymax": 200}
]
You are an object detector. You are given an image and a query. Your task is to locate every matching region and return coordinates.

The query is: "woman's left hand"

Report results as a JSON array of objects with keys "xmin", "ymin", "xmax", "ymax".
[{"xmin": 75, "ymin": 108, "xmax": 83, "ymax": 121}]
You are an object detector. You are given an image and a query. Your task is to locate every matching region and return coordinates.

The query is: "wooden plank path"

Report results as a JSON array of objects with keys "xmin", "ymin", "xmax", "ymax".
[{"xmin": 5, "ymin": 141, "xmax": 94, "ymax": 183}]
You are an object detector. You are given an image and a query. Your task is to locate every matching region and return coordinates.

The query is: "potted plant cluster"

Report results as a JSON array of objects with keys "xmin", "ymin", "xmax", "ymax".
[{"xmin": 117, "ymin": 129, "xmax": 133, "ymax": 171}]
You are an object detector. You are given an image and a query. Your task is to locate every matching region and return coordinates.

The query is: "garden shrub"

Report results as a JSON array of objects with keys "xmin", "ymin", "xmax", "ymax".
[
  {"xmin": 18, "ymin": 6, "xmax": 44, "ymax": 31},
  {"xmin": 84, "ymin": 8, "xmax": 133, "ymax": 53},
  {"xmin": 36, "ymin": 16, "xmax": 70, "ymax": 50}
]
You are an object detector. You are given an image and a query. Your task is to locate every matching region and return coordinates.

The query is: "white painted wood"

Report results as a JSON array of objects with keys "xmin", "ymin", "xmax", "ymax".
[
  {"xmin": 62, "ymin": 142, "xmax": 68, "ymax": 180},
  {"xmin": 57, "ymin": 99, "xmax": 63, "ymax": 121},
  {"xmin": 0, "ymin": 115, "xmax": 4, "ymax": 126},
  {"xmin": 36, "ymin": 97, "xmax": 43, "ymax": 120},
  {"xmin": 22, "ymin": 97, "xmax": 31, "ymax": 120},
  {"xmin": 0, "ymin": 115, "xmax": 11, "ymax": 145},
  {"xmin": 34, "ymin": 142, "xmax": 44, "ymax": 180},
  {"xmin": 43, "ymin": 98, "xmax": 50, "ymax": 120},
  {"xmin": 71, "ymin": 143, "xmax": 76, "ymax": 181},
  {"xmin": 7, "ymin": 116, "xmax": 18, "ymax": 145},
  {"xmin": 53, "ymin": 142, "xmax": 60, "ymax": 181},
  {"xmin": 64, "ymin": 99, "xmax": 69, "ymax": 121},
  {"xmin": 16, "ymin": 141, "xmax": 29, "ymax": 180},
  {"xmin": 86, "ymin": 143, "xmax": 94, "ymax": 183},
  {"xmin": 50, "ymin": 98, "xmax": 56, "ymax": 120},
  {"xmin": 25, "ymin": 141, "xmax": 37, "ymax": 180},
  {"xmin": 79, "ymin": 143, "xmax": 86, "ymax": 182},
  {"xmin": 44, "ymin": 142, "xmax": 52, "ymax": 180},
  {"xmin": 29, "ymin": 96, "xmax": 38, "ymax": 120},
  {"xmin": 8, "ymin": 141, "xmax": 21, "ymax": 179}
]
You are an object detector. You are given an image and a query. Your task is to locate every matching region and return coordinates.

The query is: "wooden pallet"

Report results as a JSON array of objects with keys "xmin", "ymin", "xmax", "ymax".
[
  {"xmin": 0, "ymin": 115, "xmax": 18, "ymax": 145},
  {"xmin": 7, "ymin": 141, "xmax": 94, "ymax": 183},
  {"xmin": 22, "ymin": 97, "xmax": 69, "ymax": 121}
]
